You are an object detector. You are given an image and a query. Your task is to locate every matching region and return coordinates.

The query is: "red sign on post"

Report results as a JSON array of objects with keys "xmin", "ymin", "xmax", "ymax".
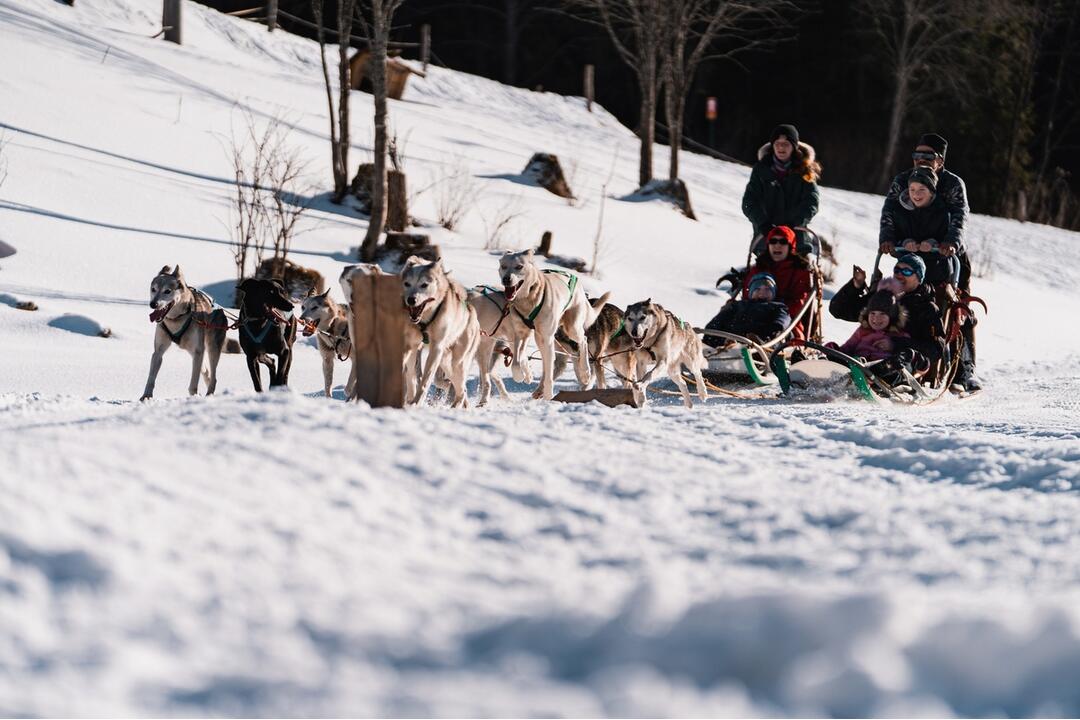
[{"xmin": 706, "ymin": 97, "xmax": 718, "ymax": 120}]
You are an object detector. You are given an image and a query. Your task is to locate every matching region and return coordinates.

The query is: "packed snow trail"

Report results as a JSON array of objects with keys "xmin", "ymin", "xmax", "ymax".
[{"xmin": 3, "ymin": 0, "xmax": 1080, "ymax": 715}]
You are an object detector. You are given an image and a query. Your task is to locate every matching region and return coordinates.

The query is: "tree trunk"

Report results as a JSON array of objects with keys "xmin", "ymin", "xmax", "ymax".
[
  {"xmin": 333, "ymin": 1, "xmax": 353, "ymax": 203},
  {"xmin": 504, "ymin": 0, "xmax": 519, "ymax": 86},
  {"xmin": 313, "ymin": 1, "xmax": 342, "ymax": 204},
  {"xmin": 361, "ymin": 8, "xmax": 390, "ymax": 262},
  {"xmin": 637, "ymin": 69, "xmax": 656, "ymax": 187},
  {"xmin": 162, "ymin": 0, "xmax": 181, "ymax": 44},
  {"xmin": 878, "ymin": 66, "xmax": 909, "ymax": 190}
]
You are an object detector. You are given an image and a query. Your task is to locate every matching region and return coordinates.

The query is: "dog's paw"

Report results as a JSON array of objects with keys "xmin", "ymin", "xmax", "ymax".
[{"xmin": 139, "ymin": 394, "xmax": 152, "ymax": 402}]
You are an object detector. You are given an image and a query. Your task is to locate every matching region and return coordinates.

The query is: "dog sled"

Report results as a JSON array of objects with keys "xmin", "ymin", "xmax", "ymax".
[
  {"xmin": 767, "ymin": 250, "xmax": 986, "ymax": 405},
  {"xmin": 700, "ymin": 227, "xmax": 825, "ymax": 385}
]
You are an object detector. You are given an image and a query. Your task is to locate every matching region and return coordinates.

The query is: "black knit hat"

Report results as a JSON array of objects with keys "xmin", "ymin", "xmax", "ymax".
[
  {"xmin": 917, "ymin": 133, "xmax": 948, "ymax": 160},
  {"xmin": 909, "ymin": 166, "xmax": 938, "ymax": 193},
  {"xmin": 770, "ymin": 124, "xmax": 800, "ymax": 148},
  {"xmin": 867, "ymin": 289, "xmax": 900, "ymax": 323}
]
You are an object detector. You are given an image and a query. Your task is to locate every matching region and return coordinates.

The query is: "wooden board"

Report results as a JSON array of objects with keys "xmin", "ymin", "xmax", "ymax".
[
  {"xmin": 553, "ymin": 387, "xmax": 643, "ymax": 408},
  {"xmin": 348, "ymin": 270, "xmax": 406, "ymax": 408}
]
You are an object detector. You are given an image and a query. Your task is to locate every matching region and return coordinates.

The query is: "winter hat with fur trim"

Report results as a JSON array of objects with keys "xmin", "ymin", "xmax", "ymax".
[{"xmin": 875, "ymin": 276, "xmax": 905, "ymax": 296}]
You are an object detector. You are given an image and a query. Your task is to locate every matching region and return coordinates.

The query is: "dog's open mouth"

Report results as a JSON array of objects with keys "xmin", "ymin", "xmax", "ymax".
[
  {"xmin": 301, "ymin": 318, "xmax": 317, "ymax": 337},
  {"xmin": 149, "ymin": 301, "xmax": 174, "ymax": 323},
  {"xmin": 408, "ymin": 298, "xmax": 433, "ymax": 322},
  {"xmin": 503, "ymin": 281, "xmax": 523, "ymax": 301},
  {"xmin": 631, "ymin": 335, "xmax": 645, "ymax": 348}
]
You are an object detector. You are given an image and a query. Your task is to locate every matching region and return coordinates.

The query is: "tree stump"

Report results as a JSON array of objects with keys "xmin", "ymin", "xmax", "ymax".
[
  {"xmin": 372, "ymin": 232, "xmax": 441, "ymax": 272},
  {"xmin": 634, "ymin": 179, "xmax": 696, "ymax": 220},
  {"xmin": 523, "ymin": 153, "xmax": 574, "ymax": 199},
  {"xmin": 351, "ymin": 163, "xmax": 408, "ymax": 229}
]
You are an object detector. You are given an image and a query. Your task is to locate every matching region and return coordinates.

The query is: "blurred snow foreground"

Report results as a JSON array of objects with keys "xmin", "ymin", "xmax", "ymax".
[{"xmin": 2, "ymin": 0, "xmax": 1080, "ymax": 716}]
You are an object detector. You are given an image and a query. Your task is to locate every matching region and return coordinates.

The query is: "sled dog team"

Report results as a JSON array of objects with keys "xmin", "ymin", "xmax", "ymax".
[{"xmin": 141, "ymin": 250, "xmax": 710, "ymax": 408}]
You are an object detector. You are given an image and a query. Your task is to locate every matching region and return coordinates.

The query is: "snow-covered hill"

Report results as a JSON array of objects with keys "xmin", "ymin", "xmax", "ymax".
[{"xmin": 2, "ymin": 0, "xmax": 1080, "ymax": 715}]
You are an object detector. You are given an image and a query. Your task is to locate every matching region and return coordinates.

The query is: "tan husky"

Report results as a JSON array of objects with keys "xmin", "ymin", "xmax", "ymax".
[
  {"xmin": 623, "ymin": 299, "xmax": 708, "ymax": 408},
  {"xmin": 498, "ymin": 249, "xmax": 609, "ymax": 400},
  {"xmin": 141, "ymin": 265, "xmax": 227, "ymax": 400},
  {"xmin": 401, "ymin": 258, "xmax": 480, "ymax": 407},
  {"xmin": 299, "ymin": 289, "xmax": 356, "ymax": 398},
  {"xmin": 467, "ymin": 284, "xmax": 535, "ymax": 405}
]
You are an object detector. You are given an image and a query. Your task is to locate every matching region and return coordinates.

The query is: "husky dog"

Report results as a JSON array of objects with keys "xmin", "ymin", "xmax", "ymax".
[
  {"xmin": 141, "ymin": 265, "xmax": 227, "ymax": 401},
  {"xmin": 554, "ymin": 303, "xmax": 637, "ymax": 390},
  {"xmin": 623, "ymin": 298, "xmax": 709, "ymax": 408},
  {"xmin": 236, "ymin": 277, "xmax": 298, "ymax": 391},
  {"xmin": 467, "ymin": 285, "xmax": 535, "ymax": 405},
  {"xmin": 299, "ymin": 289, "xmax": 356, "ymax": 398},
  {"xmin": 498, "ymin": 249, "xmax": 609, "ymax": 400},
  {"xmin": 401, "ymin": 258, "xmax": 480, "ymax": 407}
]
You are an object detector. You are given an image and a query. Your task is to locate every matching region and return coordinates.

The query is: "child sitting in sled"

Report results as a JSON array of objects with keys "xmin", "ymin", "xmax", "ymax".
[
  {"xmin": 703, "ymin": 273, "xmax": 791, "ymax": 348},
  {"xmin": 828, "ymin": 287, "xmax": 909, "ymax": 361}
]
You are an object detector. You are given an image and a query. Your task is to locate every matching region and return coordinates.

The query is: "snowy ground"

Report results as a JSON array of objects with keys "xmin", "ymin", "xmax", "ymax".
[{"xmin": 3, "ymin": 0, "xmax": 1080, "ymax": 715}]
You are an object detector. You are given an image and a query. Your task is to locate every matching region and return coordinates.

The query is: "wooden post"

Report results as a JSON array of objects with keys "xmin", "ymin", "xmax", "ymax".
[
  {"xmin": 347, "ymin": 267, "xmax": 406, "ymax": 408},
  {"xmin": 537, "ymin": 230, "xmax": 553, "ymax": 256},
  {"xmin": 266, "ymin": 0, "xmax": 277, "ymax": 32},
  {"xmin": 420, "ymin": 24, "xmax": 431, "ymax": 71},
  {"xmin": 162, "ymin": 0, "xmax": 181, "ymax": 44},
  {"xmin": 584, "ymin": 64, "xmax": 594, "ymax": 112}
]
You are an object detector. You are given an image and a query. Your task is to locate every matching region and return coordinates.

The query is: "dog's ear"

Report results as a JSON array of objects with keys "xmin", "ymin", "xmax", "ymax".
[
  {"xmin": 644, "ymin": 297, "xmax": 652, "ymax": 306},
  {"xmin": 524, "ymin": 248, "xmax": 534, "ymax": 259},
  {"xmin": 320, "ymin": 288, "xmax": 331, "ymax": 300},
  {"xmin": 402, "ymin": 255, "xmax": 426, "ymax": 270},
  {"xmin": 172, "ymin": 265, "xmax": 183, "ymax": 279},
  {"xmin": 158, "ymin": 264, "xmax": 173, "ymax": 276}
]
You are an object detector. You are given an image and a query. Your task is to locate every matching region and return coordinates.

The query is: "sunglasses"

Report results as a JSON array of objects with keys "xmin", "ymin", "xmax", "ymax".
[
  {"xmin": 767, "ymin": 238, "xmax": 790, "ymax": 246},
  {"xmin": 894, "ymin": 266, "xmax": 917, "ymax": 277},
  {"xmin": 912, "ymin": 151, "xmax": 939, "ymax": 161}
]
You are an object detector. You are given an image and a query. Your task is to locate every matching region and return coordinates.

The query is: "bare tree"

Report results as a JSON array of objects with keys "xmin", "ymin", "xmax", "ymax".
[
  {"xmin": 228, "ymin": 113, "xmax": 312, "ymax": 283},
  {"xmin": 481, "ymin": 194, "xmax": 526, "ymax": 250},
  {"xmin": 566, "ymin": 0, "xmax": 666, "ymax": 188},
  {"xmin": 857, "ymin": 0, "xmax": 977, "ymax": 189},
  {"xmin": 433, "ymin": 156, "xmax": 479, "ymax": 230},
  {"xmin": 312, "ymin": 0, "xmax": 358, "ymax": 202},
  {"xmin": 660, "ymin": 0, "xmax": 794, "ymax": 181},
  {"xmin": 358, "ymin": 0, "xmax": 407, "ymax": 262}
]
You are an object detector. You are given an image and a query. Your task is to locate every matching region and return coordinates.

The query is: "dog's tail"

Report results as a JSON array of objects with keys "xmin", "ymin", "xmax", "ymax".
[{"xmin": 584, "ymin": 291, "xmax": 611, "ymax": 329}]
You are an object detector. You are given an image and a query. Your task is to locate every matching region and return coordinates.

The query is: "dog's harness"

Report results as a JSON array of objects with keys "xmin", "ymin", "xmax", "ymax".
[
  {"xmin": 241, "ymin": 318, "xmax": 276, "ymax": 344},
  {"xmin": 513, "ymin": 270, "xmax": 578, "ymax": 330},
  {"xmin": 160, "ymin": 307, "xmax": 195, "ymax": 345},
  {"xmin": 411, "ymin": 297, "xmax": 468, "ymax": 345}
]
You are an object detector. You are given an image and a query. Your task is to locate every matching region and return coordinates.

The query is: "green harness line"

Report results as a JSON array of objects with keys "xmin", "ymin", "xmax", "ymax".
[{"xmin": 516, "ymin": 270, "xmax": 578, "ymax": 329}]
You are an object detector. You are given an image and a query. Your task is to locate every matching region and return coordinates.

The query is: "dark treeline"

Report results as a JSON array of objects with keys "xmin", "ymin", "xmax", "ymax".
[{"xmin": 200, "ymin": 0, "xmax": 1080, "ymax": 230}]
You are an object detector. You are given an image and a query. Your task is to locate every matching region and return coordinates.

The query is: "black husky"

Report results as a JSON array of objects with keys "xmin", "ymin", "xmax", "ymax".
[{"xmin": 236, "ymin": 278, "xmax": 297, "ymax": 391}]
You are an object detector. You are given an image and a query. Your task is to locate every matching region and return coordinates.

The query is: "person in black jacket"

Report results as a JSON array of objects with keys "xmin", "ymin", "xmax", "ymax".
[
  {"xmin": 879, "ymin": 167, "xmax": 958, "ymax": 286},
  {"xmin": 741, "ymin": 124, "xmax": 821, "ymax": 245},
  {"xmin": 703, "ymin": 273, "xmax": 791, "ymax": 348},
  {"xmin": 880, "ymin": 133, "xmax": 980, "ymax": 391},
  {"xmin": 830, "ymin": 254, "xmax": 943, "ymax": 363}
]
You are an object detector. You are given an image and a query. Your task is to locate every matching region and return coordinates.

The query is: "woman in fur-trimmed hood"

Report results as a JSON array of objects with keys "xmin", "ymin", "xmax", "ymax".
[{"xmin": 741, "ymin": 124, "xmax": 822, "ymax": 239}]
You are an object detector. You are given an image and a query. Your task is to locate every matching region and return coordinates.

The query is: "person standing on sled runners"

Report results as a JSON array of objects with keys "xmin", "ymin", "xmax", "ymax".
[
  {"xmin": 741, "ymin": 123, "xmax": 821, "ymax": 254},
  {"xmin": 880, "ymin": 132, "xmax": 981, "ymax": 392}
]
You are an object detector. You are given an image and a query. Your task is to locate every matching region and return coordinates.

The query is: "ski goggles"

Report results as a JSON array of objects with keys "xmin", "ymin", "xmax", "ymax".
[
  {"xmin": 767, "ymin": 237, "xmax": 791, "ymax": 245},
  {"xmin": 893, "ymin": 266, "xmax": 917, "ymax": 277},
  {"xmin": 912, "ymin": 151, "xmax": 940, "ymax": 161}
]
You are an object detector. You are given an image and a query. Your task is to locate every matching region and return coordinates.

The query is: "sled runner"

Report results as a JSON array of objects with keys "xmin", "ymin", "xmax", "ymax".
[{"xmin": 700, "ymin": 226, "xmax": 825, "ymax": 385}]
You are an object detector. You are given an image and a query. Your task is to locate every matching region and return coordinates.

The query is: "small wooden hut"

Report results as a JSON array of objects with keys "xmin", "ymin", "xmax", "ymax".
[{"xmin": 349, "ymin": 49, "xmax": 426, "ymax": 100}]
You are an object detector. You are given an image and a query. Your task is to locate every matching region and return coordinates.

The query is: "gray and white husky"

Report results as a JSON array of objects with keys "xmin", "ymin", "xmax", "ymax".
[
  {"xmin": 141, "ymin": 265, "xmax": 227, "ymax": 400},
  {"xmin": 498, "ymin": 249, "xmax": 609, "ymax": 400},
  {"xmin": 401, "ymin": 257, "xmax": 480, "ymax": 407},
  {"xmin": 623, "ymin": 298, "xmax": 708, "ymax": 408},
  {"xmin": 299, "ymin": 289, "xmax": 356, "ymax": 398}
]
